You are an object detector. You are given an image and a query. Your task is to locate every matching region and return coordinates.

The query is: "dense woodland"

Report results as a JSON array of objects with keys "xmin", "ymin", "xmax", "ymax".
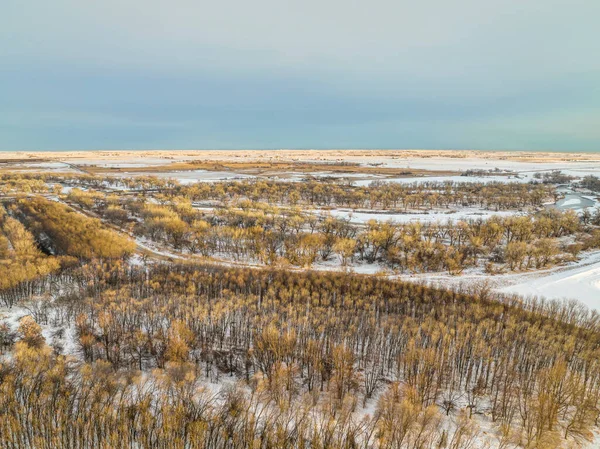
[
  {"xmin": 1, "ymin": 172, "xmax": 600, "ymax": 448},
  {"xmin": 13, "ymin": 197, "xmax": 135, "ymax": 260},
  {"xmin": 2, "ymin": 262, "xmax": 600, "ymax": 448},
  {"xmin": 0, "ymin": 207, "xmax": 62, "ymax": 306},
  {"xmin": 0, "ymin": 197, "xmax": 132, "ymax": 307}
]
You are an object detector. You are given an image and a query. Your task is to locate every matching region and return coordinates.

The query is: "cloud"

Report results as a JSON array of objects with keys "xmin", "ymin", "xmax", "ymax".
[{"xmin": 1, "ymin": 0, "xmax": 599, "ymax": 150}]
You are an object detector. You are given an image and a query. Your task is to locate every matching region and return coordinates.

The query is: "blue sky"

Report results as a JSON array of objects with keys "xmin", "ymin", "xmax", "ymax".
[{"xmin": 2, "ymin": 0, "xmax": 599, "ymax": 151}]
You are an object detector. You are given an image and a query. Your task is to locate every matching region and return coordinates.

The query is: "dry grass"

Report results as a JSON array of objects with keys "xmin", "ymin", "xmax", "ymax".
[
  {"xmin": 0, "ymin": 149, "xmax": 598, "ymax": 180},
  {"xmin": 1, "ymin": 149, "xmax": 600, "ymax": 164},
  {"xmin": 81, "ymin": 160, "xmax": 460, "ymax": 177}
]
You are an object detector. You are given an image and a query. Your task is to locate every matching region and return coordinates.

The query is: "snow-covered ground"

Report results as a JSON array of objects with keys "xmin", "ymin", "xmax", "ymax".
[
  {"xmin": 313, "ymin": 258, "xmax": 389, "ymax": 275},
  {"xmin": 6, "ymin": 161, "xmax": 80, "ymax": 173},
  {"xmin": 10, "ymin": 154, "xmax": 600, "ymax": 192},
  {"xmin": 0, "ymin": 304, "xmax": 78, "ymax": 359},
  {"xmin": 353, "ymin": 174, "xmax": 531, "ymax": 186},
  {"xmin": 355, "ymin": 156, "xmax": 600, "ymax": 176},
  {"xmin": 499, "ymin": 252, "xmax": 600, "ymax": 310},
  {"xmin": 340, "ymin": 156, "xmax": 600, "ymax": 186},
  {"xmin": 319, "ymin": 207, "xmax": 522, "ymax": 224},
  {"xmin": 75, "ymin": 157, "xmax": 179, "ymax": 167},
  {"xmin": 113, "ymin": 170, "xmax": 255, "ymax": 184},
  {"xmin": 397, "ymin": 250, "xmax": 600, "ymax": 311}
]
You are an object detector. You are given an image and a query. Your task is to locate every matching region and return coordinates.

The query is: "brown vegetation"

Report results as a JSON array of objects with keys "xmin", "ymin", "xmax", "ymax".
[
  {"xmin": 1, "ymin": 263, "xmax": 599, "ymax": 447},
  {"xmin": 0, "ymin": 206, "xmax": 61, "ymax": 307},
  {"xmin": 0, "ymin": 168, "xmax": 599, "ymax": 448},
  {"xmin": 14, "ymin": 196, "xmax": 135, "ymax": 260}
]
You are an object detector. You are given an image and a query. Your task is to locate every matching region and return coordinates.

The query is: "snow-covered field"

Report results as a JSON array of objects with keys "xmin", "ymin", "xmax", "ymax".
[
  {"xmin": 113, "ymin": 169, "xmax": 255, "ymax": 184},
  {"xmin": 499, "ymin": 252, "xmax": 600, "ymax": 310},
  {"xmin": 4, "ymin": 161, "xmax": 80, "ymax": 173},
  {"xmin": 320, "ymin": 207, "xmax": 522, "ymax": 224},
  {"xmin": 356, "ymin": 156, "xmax": 600, "ymax": 176},
  {"xmin": 353, "ymin": 174, "xmax": 531, "ymax": 186},
  {"xmin": 99, "ymin": 159, "xmax": 600, "ymax": 188},
  {"xmin": 396, "ymin": 251, "xmax": 600, "ymax": 311}
]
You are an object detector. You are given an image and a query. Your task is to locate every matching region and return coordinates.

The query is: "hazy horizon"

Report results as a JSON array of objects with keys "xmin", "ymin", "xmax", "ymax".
[
  {"xmin": 2, "ymin": 147, "xmax": 599, "ymax": 154},
  {"xmin": 2, "ymin": 0, "xmax": 599, "ymax": 152}
]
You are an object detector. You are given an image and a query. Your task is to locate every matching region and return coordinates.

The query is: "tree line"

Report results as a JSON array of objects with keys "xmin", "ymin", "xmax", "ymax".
[
  {"xmin": 0, "ymin": 172, "xmax": 557, "ymax": 211},
  {"xmin": 66, "ymin": 189, "xmax": 584, "ymax": 274}
]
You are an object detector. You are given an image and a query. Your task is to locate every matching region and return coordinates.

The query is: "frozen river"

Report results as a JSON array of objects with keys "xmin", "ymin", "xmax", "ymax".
[{"xmin": 553, "ymin": 193, "xmax": 596, "ymax": 211}]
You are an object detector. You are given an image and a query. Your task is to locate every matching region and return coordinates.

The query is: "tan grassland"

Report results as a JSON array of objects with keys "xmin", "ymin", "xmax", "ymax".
[
  {"xmin": 2, "ymin": 149, "xmax": 600, "ymax": 162},
  {"xmin": 1, "ymin": 149, "xmax": 599, "ymax": 176}
]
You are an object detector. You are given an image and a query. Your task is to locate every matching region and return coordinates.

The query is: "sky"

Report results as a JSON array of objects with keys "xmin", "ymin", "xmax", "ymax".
[{"xmin": 1, "ymin": 0, "xmax": 600, "ymax": 151}]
